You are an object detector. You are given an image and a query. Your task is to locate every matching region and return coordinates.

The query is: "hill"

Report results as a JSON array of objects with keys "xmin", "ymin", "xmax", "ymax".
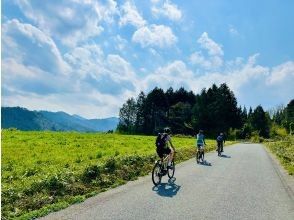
[{"xmin": 1, "ymin": 107, "xmax": 118, "ymax": 132}]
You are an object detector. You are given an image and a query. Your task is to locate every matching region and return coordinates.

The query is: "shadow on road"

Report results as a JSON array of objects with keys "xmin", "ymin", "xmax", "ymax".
[
  {"xmin": 198, "ymin": 160, "xmax": 212, "ymax": 166},
  {"xmin": 219, "ymin": 154, "xmax": 231, "ymax": 158},
  {"xmin": 152, "ymin": 178, "xmax": 181, "ymax": 197}
]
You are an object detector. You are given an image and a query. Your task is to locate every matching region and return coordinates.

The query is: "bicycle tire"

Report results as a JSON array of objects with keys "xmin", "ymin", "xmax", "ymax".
[
  {"xmin": 167, "ymin": 160, "xmax": 175, "ymax": 178},
  {"xmin": 152, "ymin": 161, "xmax": 162, "ymax": 186},
  {"xmin": 196, "ymin": 151, "xmax": 200, "ymax": 163}
]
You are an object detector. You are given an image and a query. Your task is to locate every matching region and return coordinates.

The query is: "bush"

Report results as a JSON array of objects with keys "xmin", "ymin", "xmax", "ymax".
[
  {"xmin": 82, "ymin": 165, "xmax": 102, "ymax": 183},
  {"xmin": 270, "ymin": 124, "xmax": 288, "ymax": 138}
]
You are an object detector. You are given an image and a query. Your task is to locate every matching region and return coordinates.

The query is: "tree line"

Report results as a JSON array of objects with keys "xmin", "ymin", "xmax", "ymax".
[{"xmin": 117, "ymin": 83, "xmax": 293, "ymax": 139}]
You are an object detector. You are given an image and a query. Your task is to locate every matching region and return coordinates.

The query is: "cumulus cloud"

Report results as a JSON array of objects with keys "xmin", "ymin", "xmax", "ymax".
[
  {"xmin": 266, "ymin": 61, "xmax": 294, "ymax": 85},
  {"xmin": 2, "ymin": 19, "xmax": 71, "ymax": 74},
  {"xmin": 2, "ymin": 19, "xmax": 141, "ymax": 118},
  {"xmin": 14, "ymin": 0, "xmax": 118, "ymax": 47},
  {"xmin": 119, "ymin": 1, "xmax": 146, "ymax": 28},
  {"xmin": 142, "ymin": 54, "xmax": 294, "ymax": 109},
  {"xmin": 197, "ymin": 32, "xmax": 223, "ymax": 56},
  {"xmin": 151, "ymin": 0, "xmax": 182, "ymax": 21},
  {"xmin": 132, "ymin": 24, "xmax": 177, "ymax": 48},
  {"xmin": 190, "ymin": 32, "xmax": 224, "ymax": 70}
]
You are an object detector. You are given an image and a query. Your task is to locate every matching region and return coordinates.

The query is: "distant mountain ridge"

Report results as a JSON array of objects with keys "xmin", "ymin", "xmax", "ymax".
[{"xmin": 1, "ymin": 107, "xmax": 119, "ymax": 132}]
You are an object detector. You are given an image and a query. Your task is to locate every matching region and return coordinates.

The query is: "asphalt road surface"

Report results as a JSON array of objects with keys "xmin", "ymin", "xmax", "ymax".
[{"xmin": 40, "ymin": 143, "xmax": 294, "ymax": 220}]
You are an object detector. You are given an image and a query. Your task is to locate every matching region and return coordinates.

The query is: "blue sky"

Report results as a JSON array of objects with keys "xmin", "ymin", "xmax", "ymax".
[{"xmin": 2, "ymin": 0, "xmax": 294, "ymax": 118}]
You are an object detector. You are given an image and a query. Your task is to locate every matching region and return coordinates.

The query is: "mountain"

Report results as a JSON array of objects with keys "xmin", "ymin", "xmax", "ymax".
[{"xmin": 1, "ymin": 107, "xmax": 119, "ymax": 132}]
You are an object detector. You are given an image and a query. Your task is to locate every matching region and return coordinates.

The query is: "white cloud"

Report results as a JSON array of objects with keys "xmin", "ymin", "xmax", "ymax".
[
  {"xmin": 190, "ymin": 51, "xmax": 223, "ymax": 69},
  {"xmin": 229, "ymin": 27, "xmax": 239, "ymax": 36},
  {"xmin": 14, "ymin": 0, "xmax": 118, "ymax": 47},
  {"xmin": 267, "ymin": 61, "xmax": 294, "ymax": 85},
  {"xmin": 152, "ymin": 0, "xmax": 182, "ymax": 21},
  {"xmin": 2, "ymin": 19, "xmax": 141, "ymax": 118},
  {"xmin": 197, "ymin": 32, "xmax": 223, "ymax": 56},
  {"xmin": 113, "ymin": 35, "xmax": 128, "ymax": 51},
  {"xmin": 119, "ymin": 1, "xmax": 146, "ymax": 28},
  {"xmin": 190, "ymin": 32, "xmax": 224, "ymax": 70},
  {"xmin": 132, "ymin": 24, "xmax": 177, "ymax": 48},
  {"xmin": 142, "ymin": 55, "xmax": 294, "ymax": 109},
  {"xmin": 2, "ymin": 19, "xmax": 71, "ymax": 74}
]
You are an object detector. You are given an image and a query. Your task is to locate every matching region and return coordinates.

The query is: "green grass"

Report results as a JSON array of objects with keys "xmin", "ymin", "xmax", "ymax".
[
  {"xmin": 1, "ymin": 130, "xmax": 235, "ymax": 219},
  {"xmin": 265, "ymin": 135, "xmax": 294, "ymax": 175}
]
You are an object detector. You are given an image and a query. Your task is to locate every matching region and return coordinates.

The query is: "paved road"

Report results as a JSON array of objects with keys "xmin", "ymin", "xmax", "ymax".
[{"xmin": 41, "ymin": 144, "xmax": 294, "ymax": 220}]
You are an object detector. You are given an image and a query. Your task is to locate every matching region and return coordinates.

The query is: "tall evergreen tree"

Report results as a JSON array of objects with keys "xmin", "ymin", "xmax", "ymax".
[
  {"xmin": 117, "ymin": 98, "xmax": 137, "ymax": 133},
  {"xmin": 251, "ymin": 105, "xmax": 270, "ymax": 138}
]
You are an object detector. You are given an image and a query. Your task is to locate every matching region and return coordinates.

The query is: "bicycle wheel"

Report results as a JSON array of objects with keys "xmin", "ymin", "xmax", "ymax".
[
  {"xmin": 152, "ymin": 162, "xmax": 162, "ymax": 186},
  {"xmin": 167, "ymin": 160, "xmax": 175, "ymax": 178},
  {"xmin": 196, "ymin": 151, "xmax": 200, "ymax": 163}
]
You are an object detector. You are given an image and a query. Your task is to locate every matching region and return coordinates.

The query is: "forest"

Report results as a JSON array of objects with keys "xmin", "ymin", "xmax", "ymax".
[{"xmin": 118, "ymin": 83, "xmax": 294, "ymax": 139}]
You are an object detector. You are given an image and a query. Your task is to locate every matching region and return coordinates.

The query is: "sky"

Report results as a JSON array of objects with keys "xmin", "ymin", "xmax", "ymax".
[{"xmin": 2, "ymin": 0, "xmax": 294, "ymax": 119}]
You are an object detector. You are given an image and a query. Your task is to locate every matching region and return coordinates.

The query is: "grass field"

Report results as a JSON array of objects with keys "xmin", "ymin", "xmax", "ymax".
[
  {"xmin": 1, "ymin": 130, "xmax": 235, "ymax": 219},
  {"xmin": 265, "ymin": 135, "xmax": 294, "ymax": 175}
]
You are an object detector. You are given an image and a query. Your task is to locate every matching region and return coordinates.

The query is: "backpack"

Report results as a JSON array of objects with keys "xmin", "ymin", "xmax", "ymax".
[{"xmin": 155, "ymin": 133, "xmax": 167, "ymax": 149}]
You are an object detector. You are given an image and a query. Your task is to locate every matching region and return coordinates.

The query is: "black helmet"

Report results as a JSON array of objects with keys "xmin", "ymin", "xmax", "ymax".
[{"xmin": 164, "ymin": 127, "xmax": 171, "ymax": 134}]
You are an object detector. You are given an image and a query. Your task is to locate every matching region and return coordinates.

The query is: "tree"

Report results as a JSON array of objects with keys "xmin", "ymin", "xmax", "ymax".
[
  {"xmin": 286, "ymin": 99, "xmax": 294, "ymax": 133},
  {"xmin": 191, "ymin": 83, "xmax": 242, "ymax": 136},
  {"xmin": 117, "ymin": 98, "xmax": 137, "ymax": 133},
  {"xmin": 144, "ymin": 87, "xmax": 168, "ymax": 134},
  {"xmin": 251, "ymin": 105, "xmax": 270, "ymax": 138},
  {"xmin": 135, "ymin": 92, "xmax": 147, "ymax": 134},
  {"xmin": 169, "ymin": 102, "xmax": 192, "ymax": 134}
]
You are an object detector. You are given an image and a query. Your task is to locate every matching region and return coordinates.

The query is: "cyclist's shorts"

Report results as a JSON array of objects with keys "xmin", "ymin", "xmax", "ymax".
[{"xmin": 156, "ymin": 147, "xmax": 171, "ymax": 158}]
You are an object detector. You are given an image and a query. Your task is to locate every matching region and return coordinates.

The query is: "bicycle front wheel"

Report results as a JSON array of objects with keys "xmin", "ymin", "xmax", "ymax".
[
  {"xmin": 152, "ymin": 162, "xmax": 162, "ymax": 186},
  {"xmin": 168, "ymin": 160, "xmax": 175, "ymax": 178}
]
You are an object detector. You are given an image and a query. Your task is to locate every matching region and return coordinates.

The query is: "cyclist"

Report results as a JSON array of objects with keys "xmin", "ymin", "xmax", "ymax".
[
  {"xmin": 156, "ymin": 127, "xmax": 175, "ymax": 169},
  {"xmin": 196, "ymin": 130, "xmax": 206, "ymax": 161},
  {"xmin": 216, "ymin": 132, "xmax": 225, "ymax": 153}
]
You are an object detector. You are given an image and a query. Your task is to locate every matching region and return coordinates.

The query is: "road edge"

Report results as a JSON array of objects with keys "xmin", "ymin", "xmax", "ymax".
[{"xmin": 263, "ymin": 145, "xmax": 294, "ymax": 201}]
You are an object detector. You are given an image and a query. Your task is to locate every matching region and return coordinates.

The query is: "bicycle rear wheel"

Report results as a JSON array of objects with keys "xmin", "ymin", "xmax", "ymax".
[
  {"xmin": 152, "ymin": 162, "xmax": 162, "ymax": 186},
  {"xmin": 167, "ymin": 160, "xmax": 175, "ymax": 178},
  {"xmin": 196, "ymin": 151, "xmax": 200, "ymax": 164}
]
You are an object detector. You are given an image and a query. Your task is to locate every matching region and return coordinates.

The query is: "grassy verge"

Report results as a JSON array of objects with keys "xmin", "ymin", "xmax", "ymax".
[
  {"xmin": 264, "ymin": 135, "xmax": 294, "ymax": 175},
  {"xmin": 1, "ymin": 130, "xmax": 235, "ymax": 219}
]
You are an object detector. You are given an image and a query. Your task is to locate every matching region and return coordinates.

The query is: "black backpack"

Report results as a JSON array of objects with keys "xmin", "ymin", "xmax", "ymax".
[{"xmin": 155, "ymin": 133, "xmax": 167, "ymax": 149}]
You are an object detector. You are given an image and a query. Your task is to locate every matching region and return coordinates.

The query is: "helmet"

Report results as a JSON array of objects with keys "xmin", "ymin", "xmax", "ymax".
[
  {"xmin": 164, "ymin": 127, "xmax": 171, "ymax": 134},
  {"xmin": 199, "ymin": 129, "xmax": 203, "ymax": 133}
]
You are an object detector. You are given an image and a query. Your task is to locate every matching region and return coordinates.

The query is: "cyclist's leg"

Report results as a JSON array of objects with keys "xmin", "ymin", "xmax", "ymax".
[
  {"xmin": 167, "ymin": 148, "xmax": 173, "ymax": 166},
  {"xmin": 217, "ymin": 141, "xmax": 221, "ymax": 152}
]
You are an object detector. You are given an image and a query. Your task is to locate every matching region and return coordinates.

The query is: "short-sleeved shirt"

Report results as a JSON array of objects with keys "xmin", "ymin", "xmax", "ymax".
[{"xmin": 196, "ymin": 133, "xmax": 205, "ymax": 146}]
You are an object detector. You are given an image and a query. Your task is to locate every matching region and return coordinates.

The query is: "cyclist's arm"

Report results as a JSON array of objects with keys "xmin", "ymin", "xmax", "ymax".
[{"xmin": 168, "ymin": 139, "xmax": 175, "ymax": 151}]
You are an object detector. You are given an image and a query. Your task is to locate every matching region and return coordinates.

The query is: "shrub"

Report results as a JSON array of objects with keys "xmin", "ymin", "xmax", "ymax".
[{"xmin": 82, "ymin": 165, "xmax": 102, "ymax": 183}]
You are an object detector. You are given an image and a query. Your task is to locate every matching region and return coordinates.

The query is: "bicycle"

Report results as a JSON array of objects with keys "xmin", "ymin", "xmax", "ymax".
[
  {"xmin": 152, "ymin": 153, "xmax": 175, "ymax": 186},
  {"xmin": 196, "ymin": 145, "xmax": 205, "ymax": 164}
]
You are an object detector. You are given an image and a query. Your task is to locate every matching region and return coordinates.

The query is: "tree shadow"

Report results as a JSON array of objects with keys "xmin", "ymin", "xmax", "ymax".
[{"xmin": 152, "ymin": 178, "xmax": 181, "ymax": 197}]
